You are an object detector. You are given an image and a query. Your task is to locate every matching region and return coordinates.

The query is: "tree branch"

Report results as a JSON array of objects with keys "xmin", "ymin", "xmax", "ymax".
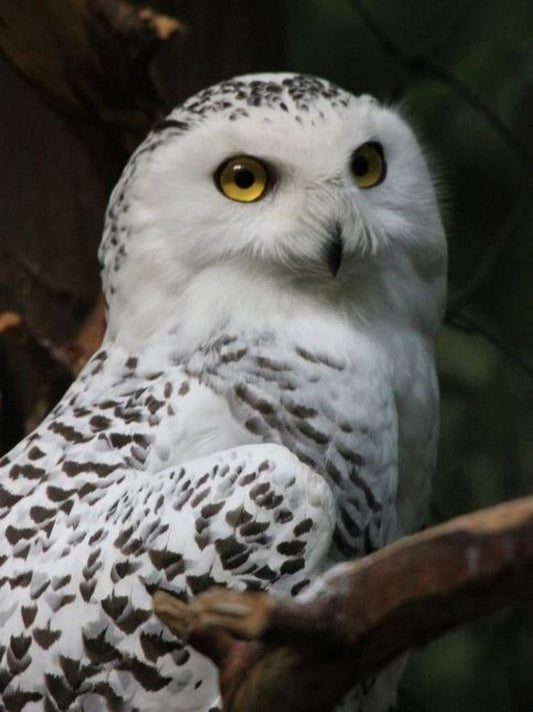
[
  {"xmin": 0, "ymin": 0, "xmax": 185, "ymax": 151},
  {"xmin": 154, "ymin": 496, "xmax": 533, "ymax": 712}
]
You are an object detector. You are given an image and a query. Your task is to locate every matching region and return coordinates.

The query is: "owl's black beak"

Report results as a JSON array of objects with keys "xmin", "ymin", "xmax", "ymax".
[{"xmin": 324, "ymin": 223, "xmax": 343, "ymax": 277}]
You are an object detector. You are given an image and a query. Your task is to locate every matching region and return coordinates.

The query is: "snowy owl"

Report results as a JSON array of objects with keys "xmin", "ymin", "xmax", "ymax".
[{"xmin": 0, "ymin": 73, "xmax": 446, "ymax": 711}]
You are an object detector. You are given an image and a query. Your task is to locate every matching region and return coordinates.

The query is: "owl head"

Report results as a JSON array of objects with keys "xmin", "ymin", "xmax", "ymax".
[{"xmin": 100, "ymin": 73, "xmax": 446, "ymax": 348}]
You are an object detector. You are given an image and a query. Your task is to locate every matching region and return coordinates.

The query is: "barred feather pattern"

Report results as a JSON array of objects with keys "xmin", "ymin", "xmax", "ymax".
[{"xmin": 0, "ymin": 330, "xmax": 396, "ymax": 711}]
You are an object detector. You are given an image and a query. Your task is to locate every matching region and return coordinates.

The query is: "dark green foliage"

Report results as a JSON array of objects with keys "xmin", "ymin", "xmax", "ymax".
[{"xmin": 284, "ymin": 1, "xmax": 533, "ymax": 710}]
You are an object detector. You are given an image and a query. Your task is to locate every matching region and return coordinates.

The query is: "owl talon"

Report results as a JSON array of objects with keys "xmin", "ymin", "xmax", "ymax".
[{"xmin": 154, "ymin": 588, "xmax": 273, "ymax": 640}]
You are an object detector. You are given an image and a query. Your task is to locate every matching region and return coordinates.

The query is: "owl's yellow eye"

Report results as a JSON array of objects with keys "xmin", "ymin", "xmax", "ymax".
[
  {"xmin": 216, "ymin": 156, "xmax": 269, "ymax": 202},
  {"xmin": 350, "ymin": 142, "xmax": 386, "ymax": 189}
]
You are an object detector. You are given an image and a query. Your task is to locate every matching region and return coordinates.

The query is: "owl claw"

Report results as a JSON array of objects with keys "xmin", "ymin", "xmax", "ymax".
[{"xmin": 153, "ymin": 588, "xmax": 273, "ymax": 640}]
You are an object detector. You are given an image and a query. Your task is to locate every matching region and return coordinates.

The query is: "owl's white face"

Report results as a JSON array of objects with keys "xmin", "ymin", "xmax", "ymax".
[{"xmin": 101, "ymin": 73, "xmax": 446, "ymax": 348}]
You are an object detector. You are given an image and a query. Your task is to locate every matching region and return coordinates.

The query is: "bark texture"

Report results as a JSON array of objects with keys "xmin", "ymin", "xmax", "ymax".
[{"xmin": 154, "ymin": 496, "xmax": 533, "ymax": 712}]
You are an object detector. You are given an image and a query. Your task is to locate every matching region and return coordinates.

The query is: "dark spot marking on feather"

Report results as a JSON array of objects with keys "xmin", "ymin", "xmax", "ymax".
[
  {"xmin": 5, "ymin": 526, "xmax": 36, "ymax": 545},
  {"xmin": 275, "ymin": 509, "xmax": 293, "ymax": 524},
  {"xmin": 0, "ymin": 486, "xmax": 22, "ymax": 508},
  {"xmin": 341, "ymin": 508, "xmax": 362, "ymax": 537},
  {"xmin": 325, "ymin": 460, "xmax": 342, "ymax": 485},
  {"xmin": 220, "ymin": 348, "xmax": 247, "ymax": 364},
  {"xmin": 41, "ymin": 521, "xmax": 54, "ymax": 538},
  {"xmin": 30, "ymin": 506, "xmax": 56, "ymax": 523},
  {"xmin": 51, "ymin": 594, "xmax": 76, "ymax": 613},
  {"xmin": 46, "ymin": 485, "xmax": 75, "ymax": 502},
  {"xmin": 3, "ymin": 690, "xmax": 42, "ymax": 711},
  {"xmin": 63, "ymin": 461, "xmax": 119, "ymax": 478},
  {"xmin": 225, "ymin": 506, "xmax": 253, "ymax": 528},
  {"xmin": 118, "ymin": 657, "xmax": 171, "ymax": 691},
  {"xmin": 178, "ymin": 381, "xmax": 190, "ymax": 395},
  {"xmin": 88, "ymin": 529, "xmax": 105, "ymax": 545},
  {"xmin": 102, "ymin": 593, "xmax": 128, "ymax": 620},
  {"xmin": 278, "ymin": 540, "xmax": 305, "ymax": 556},
  {"xmin": 244, "ymin": 417, "xmax": 268, "ymax": 435},
  {"xmin": 0, "ymin": 668, "xmax": 11, "ymax": 694},
  {"xmin": 238, "ymin": 471, "xmax": 258, "ymax": 487},
  {"xmin": 33, "ymin": 625, "xmax": 61, "ymax": 650},
  {"xmin": 255, "ymin": 356, "xmax": 289, "ymax": 371},
  {"xmin": 30, "ymin": 579, "xmax": 50, "ymax": 600},
  {"xmin": 333, "ymin": 525, "xmax": 357, "ymax": 558},
  {"xmin": 27, "ymin": 446, "xmax": 45, "ymax": 460},
  {"xmin": 140, "ymin": 631, "xmax": 178, "ymax": 662},
  {"xmin": 21, "ymin": 605, "xmax": 37, "ymax": 627},
  {"xmin": 295, "ymin": 346, "xmax": 345, "ymax": 370},
  {"xmin": 250, "ymin": 482, "xmax": 269, "ymax": 499},
  {"xmin": 80, "ymin": 580, "xmax": 97, "ymax": 602},
  {"xmin": 9, "ymin": 464, "xmax": 45, "ymax": 481},
  {"xmin": 297, "ymin": 421, "xmax": 329, "ymax": 445},
  {"xmin": 13, "ymin": 544, "xmax": 30, "ymax": 560},
  {"xmin": 187, "ymin": 573, "xmax": 217, "ymax": 594},
  {"xmin": 256, "ymin": 491, "xmax": 283, "ymax": 509},
  {"xmin": 89, "ymin": 415, "xmax": 111, "ymax": 431},
  {"xmin": 110, "ymin": 432, "xmax": 132, "ymax": 448},
  {"xmin": 111, "ymin": 559, "xmax": 141, "ymax": 583},
  {"xmin": 49, "ymin": 421, "xmax": 90, "ymax": 444},
  {"xmin": 201, "ymin": 501, "xmax": 224, "ymax": 518},
  {"xmin": 293, "ymin": 518, "xmax": 313, "ymax": 536},
  {"xmin": 149, "ymin": 549, "xmax": 184, "ymax": 572},
  {"xmin": 240, "ymin": 521, "xmax": 269, "ymax": 536},
  {"xmin": 77, "ymin": 482, "xmax": 97, "ymax": 498},
  {"xmin": 116, "ymin": 607, "xmax": 151, "ymax": 634},
  {"xmin": 348, "ymin": 471, "xmax": 380, "ymax": 512},
  {"xmin": 88, "ymin": 681, "xmax": 123, "ymax": 708},
  {"xmin": 280, "ymin": 558, "xmax": 305, "ymax": 575},
  {"xmin": 9, "ymin": 634, "xmax": 31, "ymax": 660},
  {"xmin": 146, "ymin": 396, "xmax": 165, "ymax": 414},
  {"xmin": 284, "ymin": 402, "xmax": 318, "ymax": 419},
  {"xmin": 52, "ymin": 575, "xmax": 71, "ymax": 591},
  {"xmin": 190, "ymin": 487, "xmax": 209, "ymax": 508},
  {"xmin": 83, "ymin": 629, "xmax": 122, "ymax": 663},
  {"xmin": 291, "ymin": 579, "xmax": 310, "ymax": 596},
  {"xmin": 235, "ymin": 383, "xmax": 274, "ymax": 415},
  {"xmin": 338, "ymin": 447, "xmax": 365, "ymax": 467},
  {"xmin": 255, "ymin": 565, "xmax": 277, "ymax": 581},
  {"xmin": 99, "ymin": 399, "xmax": 120, "ymax": 409}
]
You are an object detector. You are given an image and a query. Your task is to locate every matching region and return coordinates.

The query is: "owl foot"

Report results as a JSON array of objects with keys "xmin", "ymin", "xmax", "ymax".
[{"xmin": 153, "ymin": 588, "xmax": 273, "ymax": 640}]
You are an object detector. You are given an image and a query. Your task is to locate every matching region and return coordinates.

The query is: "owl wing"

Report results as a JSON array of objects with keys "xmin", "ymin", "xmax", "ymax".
[{"xmin": 0, "ymin": 443, "xmax": 334, "ymax": 710}]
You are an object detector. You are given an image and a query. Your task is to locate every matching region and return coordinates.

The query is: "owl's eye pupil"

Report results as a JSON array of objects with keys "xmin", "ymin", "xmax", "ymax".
[
  {"xmin": 216, "ymin": 156, "xmax": 268, "ymax": 202},
  {"xmin": 351, "ymin": 156, "xmax": 369, "ymax": 177},
  {"xmin": 234, "ymin": 168, "xmax": 255, "ymax": 189},
  {"xmin": 350, "ymin": 142, "xmax": 386, "ymax": 188}
]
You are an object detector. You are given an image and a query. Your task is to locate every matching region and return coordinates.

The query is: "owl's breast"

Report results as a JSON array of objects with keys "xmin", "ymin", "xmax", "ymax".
[{"xmin": 185, "ymin": 330, "xmax": 399, "ymax": 560}]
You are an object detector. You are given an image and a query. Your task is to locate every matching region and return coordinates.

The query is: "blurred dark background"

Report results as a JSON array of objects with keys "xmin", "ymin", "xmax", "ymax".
[{"xmin": 1, "ymin": 1, "xmax": 532, "ymax": 709}]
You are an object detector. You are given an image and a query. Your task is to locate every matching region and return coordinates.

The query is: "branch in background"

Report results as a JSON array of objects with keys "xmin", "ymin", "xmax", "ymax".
[
  {"xmin": 447, "ymin": 185, "xmax": 532, "ymax": 311},
  {"xmin": 154, "ymin": 496, "xmax": 533, "ymax": 712},
  {"xmin": 0, "ymin": 0, "xmax": 185, "ymax": 152},
  {"xmin": 0, "ymin": 297, "xmax": 106, "ymax": 436},
  {"xmin": 445, "ymin": 309, "xmax": 533, "ymax": 380},
  {"xmin": 348, "ymin": 0, "xmax": 533, "ymax": 171},
  {"xmin": 62, "ymin": 294, "xmax": 107, "ymax": 375}
]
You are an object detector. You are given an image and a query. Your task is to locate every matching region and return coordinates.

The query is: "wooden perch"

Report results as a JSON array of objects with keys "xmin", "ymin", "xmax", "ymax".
[{"xmin": 154, "ymin": 496, "xmax": 533, "ymax": 712}]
